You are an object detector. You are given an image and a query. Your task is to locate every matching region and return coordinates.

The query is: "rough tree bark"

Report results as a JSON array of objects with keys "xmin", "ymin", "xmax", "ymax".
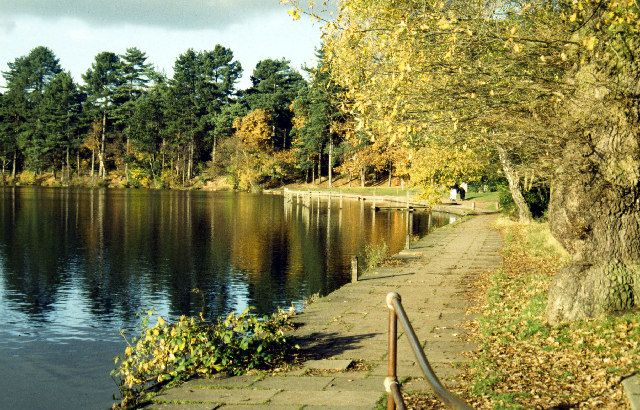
[
  {"xmin": 496, "ymin": 145, "xmax": 532, "ymax": 223},
  {"xmin": 547, "ymin": 86, "xmax": 640, "ymax": 322}
]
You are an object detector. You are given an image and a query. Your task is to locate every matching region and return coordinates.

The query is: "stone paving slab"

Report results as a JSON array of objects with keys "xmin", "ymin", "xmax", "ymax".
[
  {"xmin": 151, "ymin": 214, "xmax": 502, "ymax": 409},
  {"xmin": 147, "ymin": 404, "xmax": 218, "ymax": 410},
  {"xmin": 303, "ymin": 359, "xmax": 353, "ymax": 371},
  {"xmin": 152, "ymin": 387, "xmax": 278, "ymax": 405},
  {"xmin": 269, "ymin": 390, "xmax": 381, "ymax": 407},
  {"xmin": 252, "ymin": 375, "xmax": 335, "ymax": 391}
]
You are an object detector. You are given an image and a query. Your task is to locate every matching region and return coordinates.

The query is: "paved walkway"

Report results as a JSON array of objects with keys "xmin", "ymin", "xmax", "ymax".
[{"xmin": 148, "ymin": 214, "xmax": 502, "ymax": 409}]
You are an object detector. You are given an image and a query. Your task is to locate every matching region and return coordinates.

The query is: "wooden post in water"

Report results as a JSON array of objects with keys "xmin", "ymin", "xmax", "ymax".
[
  {"xmin": 340, "ymin": 194, "xmax": 343, "ymax": 209},
  {"xmin": 372, "ymin": 189, "xmax": 377, "ymax": 210},
  {"xmin": 405, "ymin": 211, "xmax": 411, "ymax": 250},
  {"xmin": 351, "ymin": 256, "xmax": 359, "ymax": 283},
  {"xmin": 471, "ymin": 201, "xmax": 476, "ymax": 210}
]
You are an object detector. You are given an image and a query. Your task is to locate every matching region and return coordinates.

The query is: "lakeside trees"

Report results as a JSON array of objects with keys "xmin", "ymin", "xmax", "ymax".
[
  {"xmin": 285, "ymin": 0, "xmax": 640, "ymax": 321},
  {"xmin": 1, "ymin": 45, "xmax": 362, "ymax": 189}
]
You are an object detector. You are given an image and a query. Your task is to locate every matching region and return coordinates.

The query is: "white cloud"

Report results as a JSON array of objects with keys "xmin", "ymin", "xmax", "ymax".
[{"xmin": 0, "ymin": 0, "xmax": 286, "ymax": 30}]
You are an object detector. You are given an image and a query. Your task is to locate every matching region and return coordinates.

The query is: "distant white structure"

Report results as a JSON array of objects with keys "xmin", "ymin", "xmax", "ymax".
[{"xmin": 449, "ymin": 188, "xmax": 457, "ymax": 201}]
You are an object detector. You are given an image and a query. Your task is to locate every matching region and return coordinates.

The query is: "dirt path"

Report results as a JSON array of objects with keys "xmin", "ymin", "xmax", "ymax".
[{"xmin": 149, "ymin": 214, "xmax": 502, "ymax": 409}]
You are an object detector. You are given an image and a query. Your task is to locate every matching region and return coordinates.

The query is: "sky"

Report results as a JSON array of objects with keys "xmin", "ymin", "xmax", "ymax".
[{"xmin": 0, "ymin": 0, "xmax": 328, "ymax": 90}]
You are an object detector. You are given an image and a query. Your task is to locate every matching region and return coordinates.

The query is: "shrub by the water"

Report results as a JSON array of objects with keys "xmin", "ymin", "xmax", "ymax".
[
  {"xmin": 111, "ymin": 308, "xmax": 296, "ymax": 408},
  {"xmin": 362, "ymin": 242, "xmax": 389, "ymax": 273}
]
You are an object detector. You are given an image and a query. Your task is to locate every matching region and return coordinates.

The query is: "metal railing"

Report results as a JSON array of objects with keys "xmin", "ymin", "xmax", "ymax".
[{"xmin": 385, "ymin": 292, "xmax": 472, "ymax": 410}]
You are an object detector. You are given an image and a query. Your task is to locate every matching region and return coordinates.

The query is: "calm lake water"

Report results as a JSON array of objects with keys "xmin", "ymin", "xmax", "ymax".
[{"xmin": 0, "ymin": 187, "xmax": 451, "ymax": 409}]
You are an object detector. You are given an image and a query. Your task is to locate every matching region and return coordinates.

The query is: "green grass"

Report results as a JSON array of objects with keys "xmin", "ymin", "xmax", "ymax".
[{"xmin": 464, "ymin": 190, "xmax": 500, "ymax": 201}]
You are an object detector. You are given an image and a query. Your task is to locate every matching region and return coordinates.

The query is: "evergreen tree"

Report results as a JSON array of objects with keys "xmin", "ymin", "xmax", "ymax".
[
  {"xmin": 166, "ymin": 45, "xmax": 242, "ymax": 183},
  {"xmin": 2, "ymin": 46, "xmax": 62, "ymax": 172},
  {"xmin": 245, "ymin": 59, "xmax": 306, "ymax": 150},
  {"xmin": 39, "ymin": 72, "xmax": 84, "ymax": 179},
  {"xmin": 291, "ymin": 50, "xmax": 344, "ymax": 185},
  {"xmin": 113, "ymin": 47, "xmax": 157, "ymax": 181},
  {"xmin": 128, "ymin": 79, "xmax": 169, "ymax": 178},
  {"xmin": 82, "ymin": 51, "xmax": 122, "ymax": 179},
  {"xmin": 0, "ymin": 92, "xmax": 14, "ymax": 180}
]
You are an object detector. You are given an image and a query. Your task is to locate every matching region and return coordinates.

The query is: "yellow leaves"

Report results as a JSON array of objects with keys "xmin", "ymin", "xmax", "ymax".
[
  {"xmin": 569, "ymin": 13, "xmax": 578, "ymax": 22},
  {"xmin": 583, "ymin": 36, "xmax": 597, "ymax": 51},
  {"xmin": 156, "ymin": 317, "xmax": 165, "ymax": 327},
  {"xmin": 437, "ymin": 17, "xmax": 451, "ymax": 30},
  {"xmin": 287, "ymin": 8, "xmax": 301, "ymax": 21},
  {"xmin": 398, "ymin": 61, "xmax": 411, "ymax": 72},
  {"xmin": 513, "ymin": 43, "xmax": 522, "ymax": 53},
  {"xmin": 465, "ymin": 220, "xmax": 640, "ymax": 409},
  {"xmin": 125, "ymin": 346, "xmax": 133, "ymax": 357},
  {"xmin": 235, "ymin": 109, "xmax": 274, "ymax": 150}
]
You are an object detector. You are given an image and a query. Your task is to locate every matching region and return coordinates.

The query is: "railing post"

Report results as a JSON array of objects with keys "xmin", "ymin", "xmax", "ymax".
[
  {"xmin": 386, "ymin": 292, "xmax": 471, "ymax": 410},
  {"xmin": 351, "ymin": 256, "xmax": 359, "ymax": 283},
  {"xmin": 405, "ymin": 211, "xmax": 411, "ymax": 250},
  {"xmin": 387, "ymin": 292, "xmax": 399, "ymax": 410}
]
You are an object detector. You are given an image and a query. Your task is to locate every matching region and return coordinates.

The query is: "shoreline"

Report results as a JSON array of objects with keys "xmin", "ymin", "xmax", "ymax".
[{"xmin": 147, "ymin": 214, "xmax": 503, "ymax": 408}]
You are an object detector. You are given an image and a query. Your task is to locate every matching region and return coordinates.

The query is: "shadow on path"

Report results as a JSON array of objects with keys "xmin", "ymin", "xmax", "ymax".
[
  {"xmin": 293, "ymin": 331, "xmax": 380, "ymax": 360},
  {"xmin": 358, "ymin": 272, "xmax": 415, "ymax": 281}
]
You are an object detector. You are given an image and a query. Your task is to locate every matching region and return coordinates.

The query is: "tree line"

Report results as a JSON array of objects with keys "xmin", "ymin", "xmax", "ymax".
[{"xmin": 0, "ymin": 45, "xmax": 359, "ymax": 189}]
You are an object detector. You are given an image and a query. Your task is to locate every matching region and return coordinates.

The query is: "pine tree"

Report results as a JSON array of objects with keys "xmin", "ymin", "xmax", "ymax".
[
  {"xmin": 82, "ymin": 52, "xmax": 122, "ymax": 179},
  {"xmin": 245, "ymin": 59, "xmax": 306, "ymax": 150},
  {"xmin": 39, "ymin": 72, "xmax": 84, "ymax": 180},
  {"xmin": 3, "ymin": 47, "xmax": 63, "ymax": 173}
]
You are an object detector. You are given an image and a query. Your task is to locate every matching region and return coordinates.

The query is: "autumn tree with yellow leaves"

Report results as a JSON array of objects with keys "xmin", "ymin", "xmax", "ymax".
[{"xmin": 285, "ymin": 0, "xmax": 640, "ymax": 321}]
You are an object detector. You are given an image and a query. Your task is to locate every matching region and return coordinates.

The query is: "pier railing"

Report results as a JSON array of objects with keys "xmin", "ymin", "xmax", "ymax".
[{"xmin": 385, "ymin": 292, "xmax": 472, "ymax": 410}]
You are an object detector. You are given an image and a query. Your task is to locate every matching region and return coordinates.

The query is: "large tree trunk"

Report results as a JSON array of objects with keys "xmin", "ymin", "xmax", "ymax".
[
  {"xmin": 496, "ymin": 145, "xmax": 532, "ymax": 223},
  {"xmin": 188, "ymin": 142, "xmax": 194, "ymax": 181},
  {"xmin": 211, "ymin": 136, "xmax": 217, "ymax": 171},
  {"xmin": 66, "ymin": 146, "xmax": 70, "ymax": 182},
  {"xmin": 317, "ymin": 151, "xmax": 322, "ymax": 184},
  {"xmin": 125, "ymin": 137, "xmax": 130, "ymax": 183},
  {"xmin": 161, "ymin": 138, "xmax": 166, "ymax": 171},
  {"xmin": 99, "ymin": 110, "xmax": 107, "ymax": 179},
  {"xmin": 547, "ymin": 96, "xmax": 640, "ymax": 322},
  {"xmin": 328, "ymin": 138, "xmax": 333, "ymax": 188},
  {"xmin": 12, "ymin": 151, "xmax": 17, "ymax": 179}
]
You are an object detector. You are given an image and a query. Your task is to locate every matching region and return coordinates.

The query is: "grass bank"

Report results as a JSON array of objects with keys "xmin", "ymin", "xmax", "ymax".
[{"xmin": 464, "ymin": 219, "xmax": 639, "ymax": 409}]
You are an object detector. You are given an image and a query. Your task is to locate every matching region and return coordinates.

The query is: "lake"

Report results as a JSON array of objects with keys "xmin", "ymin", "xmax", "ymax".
[{"xmin": 0, "ymin": 187, "xmax": 451, "ymax": 409}]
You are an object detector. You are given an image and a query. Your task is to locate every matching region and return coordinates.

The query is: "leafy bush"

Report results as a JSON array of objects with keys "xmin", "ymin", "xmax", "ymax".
[
  {"xmin": 362, "ymin": 242, "xmax": 389, "ymax": 273},
  {"xmin": 17, "ymin": 170, "xmax": 38, "ymax": 185},
  {"xmin": 112, "ymin": 308, "xmax": 296, "ymax": 408}
]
